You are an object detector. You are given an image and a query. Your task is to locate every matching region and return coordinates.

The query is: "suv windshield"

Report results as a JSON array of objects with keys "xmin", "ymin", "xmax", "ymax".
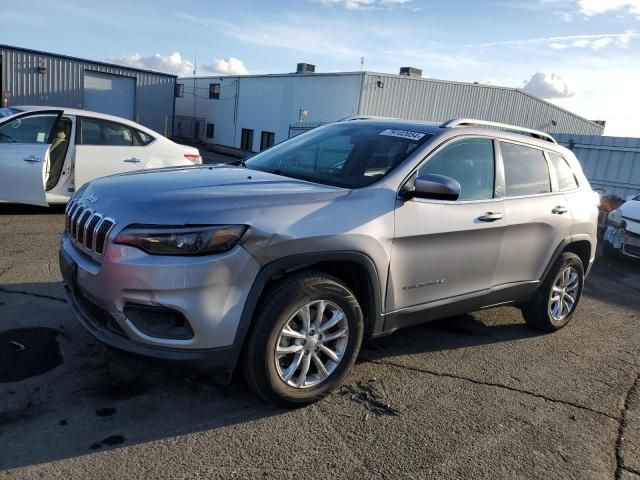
[{"xmin": 245, "ymin": 123, "xmax": 431, "ymax": 188}]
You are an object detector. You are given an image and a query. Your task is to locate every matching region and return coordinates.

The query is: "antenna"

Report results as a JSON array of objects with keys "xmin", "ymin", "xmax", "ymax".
[{"xmin": 360, "ymin": 56, "xmax": 364, "ymax": 72}]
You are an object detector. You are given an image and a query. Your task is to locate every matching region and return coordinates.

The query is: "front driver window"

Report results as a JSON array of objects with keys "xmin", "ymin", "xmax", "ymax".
[
  {"xmin": 0, "ymin": 114, "xmax": 59, "ymax": 144},
  {"xmin": 418, "ymin": 138, "xmax": 495, "ymax": 201}
]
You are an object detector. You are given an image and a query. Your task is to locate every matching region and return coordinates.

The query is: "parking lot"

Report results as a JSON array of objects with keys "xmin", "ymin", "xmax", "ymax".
[{"xmin": 1, "ymin": 205, "xmax": 639, "ymax": 479}]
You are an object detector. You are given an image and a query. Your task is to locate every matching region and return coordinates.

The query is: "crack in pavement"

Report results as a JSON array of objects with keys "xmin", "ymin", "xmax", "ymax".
[
  {"xmin": 373, "ymin": 359, "xmax": 619, "ymax": 421},
  {"xmin": 0, "ymin": 286, "xmax": 66, "ymax": 304},
  {"xmin": 615, "ymin": 374, "xmax": 640, "ymax": 480}
]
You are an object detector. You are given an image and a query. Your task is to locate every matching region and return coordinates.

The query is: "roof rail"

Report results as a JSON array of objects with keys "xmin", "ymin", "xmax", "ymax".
[{"xmin": 440, "ymin": 118, "xmax": 557, "ymax": 144}]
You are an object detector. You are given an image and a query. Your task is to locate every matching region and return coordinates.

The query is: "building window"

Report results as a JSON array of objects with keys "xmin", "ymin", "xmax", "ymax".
[
  {"xmin": 260, "ymin": 131, "xmax": 275, "ymax": 151},
  {"xmin": 209, "ymin": 83, "xmax": 220, "ymax": 99},
  {"xmin": 241, "ymin": 128, "xmax": 254, "ymax": 151},
  {"xmin": 175, "ymin": 83, "xmax": 184, "ymax": 98},
  {"xmin": 206, "ymin": 123, "xmax": 214, "ymax": 139}
]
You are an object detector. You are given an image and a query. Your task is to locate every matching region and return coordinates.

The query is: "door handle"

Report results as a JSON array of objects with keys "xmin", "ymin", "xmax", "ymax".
[
  {"xmin": 477, "ymin": 212, "xmax": 503, "ymax": 222},
  {"xmin": 23, "ymin": 155, "xmax": 42, "ymax": 163},
  {"xmin": 552, "ymin": 206, "xmax": 569, "ymax": 214},
  {"xmin": 123, "ymin": 157, "xmax": 142, "ymax": 163}
]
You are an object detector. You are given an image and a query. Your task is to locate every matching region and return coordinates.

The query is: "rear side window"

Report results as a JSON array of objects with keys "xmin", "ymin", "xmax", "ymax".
[
  {"xmin": 418, "ymin": 138, "xmax": 495, "ymax": 201},
  {"xmin": 80, "ymin": 117, "xmax": 136, "ymax": 146},
  {"xmin": 500, "ymin": 142, "xmax": 551, "ymax": 197},
  {"xmin": 548, "ymin": 152, "xmax": 578, "ymax": 191}
]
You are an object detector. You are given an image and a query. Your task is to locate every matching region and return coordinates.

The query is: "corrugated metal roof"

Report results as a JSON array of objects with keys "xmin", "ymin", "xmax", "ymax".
[
  {"xmin": 0, "ymin": 44, "xmax": 177, "ymax": 78},
  {"xmin": 557, "ymin": 133, "xmax": 640, "ymax": 198},
  {"xmin": 359, "ymin": 72, "xmax": 603, "ymax": 136}
]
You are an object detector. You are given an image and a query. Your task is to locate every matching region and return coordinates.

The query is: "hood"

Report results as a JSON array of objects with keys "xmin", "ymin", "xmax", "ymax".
[{"xmin": 76, "ymin": 165, "xmax": 348, "ymax": 225}]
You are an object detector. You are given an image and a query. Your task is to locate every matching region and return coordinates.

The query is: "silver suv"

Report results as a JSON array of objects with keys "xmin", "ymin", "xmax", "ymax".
[{"xmin": 59, "ymin": 118, "xmax": 598, "ymax": 405}]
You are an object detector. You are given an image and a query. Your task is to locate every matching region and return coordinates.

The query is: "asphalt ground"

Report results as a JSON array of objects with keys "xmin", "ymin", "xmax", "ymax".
[{"xmin": 1, "ymin": 204, "xmax": 639, "ymax": 479}]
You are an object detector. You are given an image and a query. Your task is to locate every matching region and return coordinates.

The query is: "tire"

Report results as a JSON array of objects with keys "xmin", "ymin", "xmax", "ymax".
[
  {"xmin": 522, "ymin": 252, "xmax": 584, "ymax": 332},
  {"xmin": 243, "ymin": 271, "xmax": 364, "ymax": 406},
  {"xmin": 602, "ymin": 240, "xmax": 619, "ymax": 259}
]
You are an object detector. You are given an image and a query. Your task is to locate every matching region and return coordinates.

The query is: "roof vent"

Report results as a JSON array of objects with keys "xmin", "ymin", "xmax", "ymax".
[
  {"xmin": 399, "ymin": 67, "xmax": 422, "ymax": 78},
  {"xmin": 296, "ymin": 63, "xmax": 316, "ymax": 74}
]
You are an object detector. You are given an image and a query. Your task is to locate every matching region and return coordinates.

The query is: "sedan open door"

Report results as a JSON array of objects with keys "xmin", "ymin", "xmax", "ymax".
[{"xmin": 0, "ymin": 110, "xmax": 63, "ymax": 206}]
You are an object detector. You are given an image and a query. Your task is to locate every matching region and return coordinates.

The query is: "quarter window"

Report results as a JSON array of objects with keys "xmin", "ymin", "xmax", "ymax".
[
  {"xmin": 209, "ymin": 83, "xmax": 220, "ymax": 99},
  {"xmin": 500, "ymin": 142, "xmax": 551, "ymax": 197},
  {"xmin": 80, "ymin": 117, "xmax": 136, "ymax": 146},
  {"xmin": 417, "ymin": 138, "xmax": 495, "ymax": 201},
  {"xmin": 548, "ymin": 151, "xmax": 578, "ymax": 191}
]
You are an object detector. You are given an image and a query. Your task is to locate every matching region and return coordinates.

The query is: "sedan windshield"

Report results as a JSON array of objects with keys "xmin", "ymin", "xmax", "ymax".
[{"xmin": 245, "ymin": 123, "xmax": 431, "ymax": 188}]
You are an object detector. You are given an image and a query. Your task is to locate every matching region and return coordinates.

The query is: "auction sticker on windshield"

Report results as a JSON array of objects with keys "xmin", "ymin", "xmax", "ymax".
[{"xmin": 379, "ymin": 129, "xmax": 426, "ymax": 141}]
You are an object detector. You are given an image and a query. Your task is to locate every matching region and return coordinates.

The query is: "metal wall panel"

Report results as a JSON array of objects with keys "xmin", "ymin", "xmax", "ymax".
[
  {"xmin": 359, "ymin": 73, "xmax": 603, "ymax": 136},
  {"xmin": 556, "ymin": 134, "xmax": 640, "ymax": 199},
  {"xmin": 0, "ymin": 46, "xmax": 176, "ymax": 136}
]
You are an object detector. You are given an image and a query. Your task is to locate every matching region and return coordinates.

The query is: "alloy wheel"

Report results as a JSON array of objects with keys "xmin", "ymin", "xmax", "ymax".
[
  {"xmin": 548, "ymin": 266, "xmax": 580, "ymax": 322},
  {"xmin": 274, "ymin": 300, "xmax": 349, "ymax": 389}
]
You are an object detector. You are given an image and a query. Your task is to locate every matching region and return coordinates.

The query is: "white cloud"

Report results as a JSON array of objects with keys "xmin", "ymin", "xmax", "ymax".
[
  {"xmin": 108, "ymin": 52, "xmax": 194, "ymax": 76},
  {"xmin": 473, "ymin": 31, "xmax": 640, "ymax": 49},
  {"xmin": 204, "ymin": 58, "xmax": 248, "ymax": 75},
  {"xmin": 573, "ymin": 0, "xmax": 640, "ymax": 16},
  {"xmin": 522, "ymin": 72, "xmax": 575, "ymax": 99},
  {"xmin": 545, "ymin": 31, "xmax": 636, "ymax": 49},
  {"xmin": 311, "ymin": 0, "xmax": 411, "ymax": 9}
]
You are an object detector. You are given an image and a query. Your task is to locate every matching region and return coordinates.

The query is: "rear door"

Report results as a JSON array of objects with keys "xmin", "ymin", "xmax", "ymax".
[
  {"xmin": 0, "ymin": 110, "xmax": 62, "ymax": 206},
  {"xmin": 388, "ymin": 137, "xmax": 505, "ymax": 312},
  {"xmin": 74, "ymin": 116, "xmax": 149, "ymax": 188},
  {"xmin": 492, "ymin": 141, "xmax": 574, "ymax": 287}
]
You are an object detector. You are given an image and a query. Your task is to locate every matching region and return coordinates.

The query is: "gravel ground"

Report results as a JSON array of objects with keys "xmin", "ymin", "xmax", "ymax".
[{"xmin": 0, "ymin": 204, "xmax": 639, "ymax": 479}]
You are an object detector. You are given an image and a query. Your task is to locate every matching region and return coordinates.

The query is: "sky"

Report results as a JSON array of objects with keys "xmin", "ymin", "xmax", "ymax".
[{"xmin": 3, "ymin": 0, "xmax": 640, "ymax": 136}]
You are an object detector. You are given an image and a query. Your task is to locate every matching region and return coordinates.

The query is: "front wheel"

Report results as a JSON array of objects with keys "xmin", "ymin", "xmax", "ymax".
[
  {"xmin": 522, "ymin": 252, "xmax": 584, "ymax": 332},
  {"xmin": 243, "ymin": 271, "xmax": 364, "ymax": 406}
]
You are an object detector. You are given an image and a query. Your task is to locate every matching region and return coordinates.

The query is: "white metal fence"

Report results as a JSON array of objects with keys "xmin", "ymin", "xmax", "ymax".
[{"xmin": 556, "ymin": 134, "xmax": 640, "ymax": 199}]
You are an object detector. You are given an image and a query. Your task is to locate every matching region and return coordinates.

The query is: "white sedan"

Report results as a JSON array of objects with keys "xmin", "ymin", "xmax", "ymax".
[{"xmin": 0, "ymin": 106, "xmax": 202, "ymax": 206}]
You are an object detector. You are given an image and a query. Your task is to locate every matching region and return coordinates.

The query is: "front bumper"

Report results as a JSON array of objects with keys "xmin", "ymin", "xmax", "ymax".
[{"xmin": 59, "ymin": 233, "xmax": 261, "ymax": 363}]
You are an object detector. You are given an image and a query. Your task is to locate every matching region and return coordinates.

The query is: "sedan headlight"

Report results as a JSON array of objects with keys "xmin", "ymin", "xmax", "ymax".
[
  {"xmin": 607, "ymin": 209, "xmax": 625, "ymax": 228},
  {"xmin": 113, "ymin": 225, "xmax": 247, "ymax": 256}
]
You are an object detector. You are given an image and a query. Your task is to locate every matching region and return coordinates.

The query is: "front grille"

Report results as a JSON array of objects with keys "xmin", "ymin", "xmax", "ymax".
[
  {"xmin": 624, "ymin": 231, "xmax": 640, "ymax": 258},
  {"xmin": 64, "ymin": 199, "xmax": 116, "ymax": 256}
]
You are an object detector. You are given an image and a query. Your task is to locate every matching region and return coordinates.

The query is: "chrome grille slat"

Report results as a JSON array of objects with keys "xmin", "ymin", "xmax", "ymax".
[{"xmin": 64, "ymin": 201, "xmax": 116, "ymax": 257}]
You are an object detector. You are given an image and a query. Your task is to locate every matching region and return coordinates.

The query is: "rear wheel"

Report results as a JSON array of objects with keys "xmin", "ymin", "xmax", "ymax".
[
  {"xmin": 243, "ymin": 271, "xmax": 363, "ymax": 406},
  {"xmin": 522, "ymin": 252, "xmax": 584, "ymax": 332}
]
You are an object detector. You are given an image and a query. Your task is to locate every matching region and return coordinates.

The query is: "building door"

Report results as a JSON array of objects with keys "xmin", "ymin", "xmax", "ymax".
[{"xmin": 83, "ymin": 71, "xmax": 135, "ymax": 120}]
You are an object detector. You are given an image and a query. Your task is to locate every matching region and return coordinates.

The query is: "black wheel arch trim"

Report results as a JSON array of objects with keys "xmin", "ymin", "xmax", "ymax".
[
  {"xmin": 221, "ymin": 251, "xmax": 384, "ymax": 383},
  {"xmin": 541, "ymin": 235, "xmax": 594, "ymax": 284}
]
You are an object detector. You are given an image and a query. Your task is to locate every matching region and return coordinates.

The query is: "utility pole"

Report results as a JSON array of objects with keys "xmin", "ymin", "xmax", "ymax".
[{"xmin": 192, "ymin": 49, "xmax": 198, "ymax": 140}]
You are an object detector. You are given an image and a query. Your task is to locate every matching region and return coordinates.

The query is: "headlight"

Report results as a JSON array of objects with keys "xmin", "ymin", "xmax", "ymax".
[
  {"xmin": 607, "ymin": 209, "xmax": 624, "ymax": 228},
  {"xmin": 113, "ymin": 225, "xmax": 247, "ymax": 256}
]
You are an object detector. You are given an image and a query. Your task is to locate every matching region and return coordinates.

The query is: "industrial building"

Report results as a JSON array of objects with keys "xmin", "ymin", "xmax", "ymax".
[
  {"xmin": 0, "ymin": 44, "xmax": 176, "ymax": 136},
  {"xmin": 174, "ymin": 63, "xmax": 604, "ymax": 152}
]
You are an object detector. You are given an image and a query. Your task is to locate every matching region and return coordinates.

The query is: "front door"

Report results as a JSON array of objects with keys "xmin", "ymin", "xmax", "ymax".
[
  {"xmin": 388, "ymin": 137, "xmax": 505, "ymax": 313},
  {"xmin": 74, "ymin": 116, "xmax": 149, "ymax": 188},
  {"xmin": 0, "ymin": 110, "xmax": 63, "ymax": 206}
]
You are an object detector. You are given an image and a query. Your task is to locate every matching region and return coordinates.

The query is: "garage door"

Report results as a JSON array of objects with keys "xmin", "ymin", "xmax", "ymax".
[{"xmin": 83, "ymin": 71, "xmax": 135, "ymax": 120}]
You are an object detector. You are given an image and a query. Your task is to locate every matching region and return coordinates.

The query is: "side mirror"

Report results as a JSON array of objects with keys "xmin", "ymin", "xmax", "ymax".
[{"xmin": 401, "ymin": 173, "xmax": 461, "ymax": 201}]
